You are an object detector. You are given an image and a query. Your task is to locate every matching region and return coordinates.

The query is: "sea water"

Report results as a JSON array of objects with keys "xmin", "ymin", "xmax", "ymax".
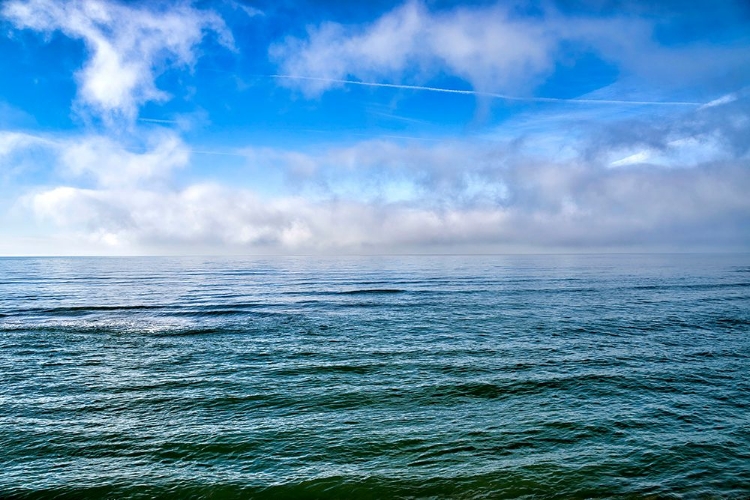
[{"xmin": 1, "ymin": 254, "xmax": 748, "ymax": 498}]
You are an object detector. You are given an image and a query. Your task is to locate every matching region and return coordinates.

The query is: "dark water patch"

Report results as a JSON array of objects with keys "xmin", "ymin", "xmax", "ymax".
[
  {"xmin": 438, "ymin": 364, "xmax": 497, "ymax": 376},
  {"xmin": 689, "ymin": 350, "xmax": 719, "ymax": 359},
  {"xmin": 716, "ymin": 317, "xmax": 750, "ymax": 327},
  {"xmin": 19, "ymin": 304, "xmax": 166, "ymax": 315},
  {"xmin": 628, "ymin": 282, "xmax": 750, "ymax": 291},
  {"xmin": 273, "ymin": 363, "xmax": 385, "ymax": 376},
  {"xmin": 333, "ymin": 301, "xmax": 387, "ymax": 309},
  {"xmin": 334, "ymin": 300, "xmax": 444, "ymax": 310},
  {"xmin": 278, "ymin": 288, "xmax": 406, "ymax": 296},
  {"xmin": 338, "ymin": 289, "xmax": 405, "ymax": 295},
  {"xmin": 148, "ymin": 327, "xmax": 225, "ymax": 337},
  {"xmin": 172, "ymin": 307, "xmax": 259, "ymax": 317},
  {"xmin": 408, "ymin": 444, "xmax": 479, "ymax": 466},
  {"xmin": 264, "ymin": 374, "xmax": 641, "ymax": 411},
  {"xmin": 0, "ymin": 323, "xmax": 254, "ymax": 337},
  {"xmin": 420, "ymin": 374, "xmax": 629, "ymax": 401}
]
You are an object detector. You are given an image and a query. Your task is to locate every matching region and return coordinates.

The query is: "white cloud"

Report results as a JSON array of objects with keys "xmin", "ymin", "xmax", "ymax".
[
  {"xmin": 22, "ymin": 158, "xmax": 750, "ymax": 254},
  {"xmin": 271, "ymin": 1, "xmax": 556, "ymax": 97},
  {"xmin": 699, "ymin": 93, "xmax": 739, "ymax": 110},
  {"xmin": 609, "ymin": 150, "xmax": 650, "ymax": 168},
  {"xmin": 227, "ymin": 0, "xmax": 263, "ymax": 19},
  {"xmin": 59, "ymin": 132, "xmax": 190, "ymax": 186},
  {"xmin": 2, "ymin": 0, "xmax": 233, "ymax": 123},
  {"xmin": 0, "ymin": 128, "xmax": 188, "ymax": 186},
  {"xmin": 608, "ymin": 135, "xmax": 730, "ymax": 168},
  {"xmin": 270, "ymin": 1, "xmax": 750, "ymax": 99},
  {"xmin": 13, "ymin": 128, "xmax": 748, "ymax": 254}
]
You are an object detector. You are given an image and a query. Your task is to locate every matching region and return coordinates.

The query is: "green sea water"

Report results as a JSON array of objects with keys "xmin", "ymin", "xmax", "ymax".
[{"xmin": 1, "ymin": 254, "xmax": 748, "ymax": 498}]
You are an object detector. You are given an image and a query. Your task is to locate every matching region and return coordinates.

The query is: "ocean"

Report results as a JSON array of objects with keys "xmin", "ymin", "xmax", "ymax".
[{"xmin": 1, "ymin": 254, "xmax": 748, "ymax": 498}]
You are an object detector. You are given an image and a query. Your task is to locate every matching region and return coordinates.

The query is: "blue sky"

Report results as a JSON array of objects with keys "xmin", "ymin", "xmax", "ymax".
[{"xmin": 0, "ymin": 0, "xmax": 748, "ymax": 255}]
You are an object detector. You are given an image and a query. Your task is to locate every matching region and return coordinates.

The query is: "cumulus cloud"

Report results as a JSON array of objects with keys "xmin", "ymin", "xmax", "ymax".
[
  {"xmin": 2, "ymin": 0, "xmax": 233, "ymax": 123},
  {"xmin": 270, "ymin": 0, "xmax": 750, "ymax": 98}
]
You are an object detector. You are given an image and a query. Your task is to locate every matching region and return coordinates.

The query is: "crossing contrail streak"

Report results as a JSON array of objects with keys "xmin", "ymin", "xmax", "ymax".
[
  {"xmin": 271, "ymin": 75, "xmax": 702, "ymax": 106},
  {"xmin": 138, "ymin": 118, "xmax": 180, "ymax": 124}
]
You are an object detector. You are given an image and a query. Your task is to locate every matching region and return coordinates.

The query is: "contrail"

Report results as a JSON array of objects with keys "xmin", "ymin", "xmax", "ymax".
[
  {"xmin": 271, "ymin": 75, "xmax": 702, "ymax": 106},
  {"xmin": 188, "ymin": 149, "xmax": 248, "ymax": 157},
  {"xmin": 138, "ymin": 118, "xmax": 180, "ymax": 124}
]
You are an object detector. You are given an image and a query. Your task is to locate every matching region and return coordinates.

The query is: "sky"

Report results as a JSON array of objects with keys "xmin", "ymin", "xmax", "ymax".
[{"xmin": 0, "ymin": 0, "xmax": 748, "ymax": 255}]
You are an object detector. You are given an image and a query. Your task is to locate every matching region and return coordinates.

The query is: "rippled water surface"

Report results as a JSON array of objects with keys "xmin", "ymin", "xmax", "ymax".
[{"xmin": 1, "ymin": 254, "xmax": 749, "ymax": 498}]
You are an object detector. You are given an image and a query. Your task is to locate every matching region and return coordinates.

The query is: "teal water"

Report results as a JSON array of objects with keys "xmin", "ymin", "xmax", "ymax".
[{"xmin": 1, "ymin": 254, "xmax": 748, "ymax": 499}]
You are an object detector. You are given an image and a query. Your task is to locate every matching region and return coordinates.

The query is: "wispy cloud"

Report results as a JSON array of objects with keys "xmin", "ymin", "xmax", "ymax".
[{"xmin": 698, "ymin": 92, "xmax": 740, "ymax": 110}]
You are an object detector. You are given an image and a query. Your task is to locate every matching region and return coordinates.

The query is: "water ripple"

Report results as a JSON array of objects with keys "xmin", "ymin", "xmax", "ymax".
[{"xmin": 0, "ymin": 254, "xmax": 749, "ymax": 498}]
